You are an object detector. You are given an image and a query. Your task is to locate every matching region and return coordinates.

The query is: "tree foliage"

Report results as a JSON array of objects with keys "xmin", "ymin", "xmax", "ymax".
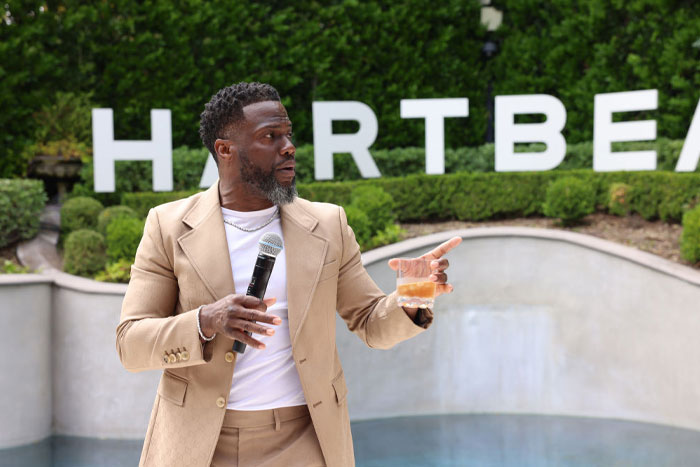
[{"xmin": 1, "ymin": 0, "xmax": 699, "ymax": 178}]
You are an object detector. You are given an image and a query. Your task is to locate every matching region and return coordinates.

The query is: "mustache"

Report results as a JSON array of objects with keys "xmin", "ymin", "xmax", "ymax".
[{"xmin": 273, "ymin": 156, "xmax": 295, "ymax": 169}]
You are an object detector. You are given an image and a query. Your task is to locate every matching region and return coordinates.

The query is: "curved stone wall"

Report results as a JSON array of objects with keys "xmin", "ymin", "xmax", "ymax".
[
  {"xmin": 340, "ymin": 228, "xmax": 700, "ymax": 431},
  {"xmin": 2, "ymin": 227, "xmax": 700, "ymax": 448},
  {"xmin": 0, "ymin": 275, "xmax": 52, "ymax": 449}
]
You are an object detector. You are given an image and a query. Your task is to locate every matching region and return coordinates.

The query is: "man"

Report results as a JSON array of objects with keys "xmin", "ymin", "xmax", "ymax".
[{"xmin": 116, "ymin": 82, "xmax": 460, "ymax": 466}]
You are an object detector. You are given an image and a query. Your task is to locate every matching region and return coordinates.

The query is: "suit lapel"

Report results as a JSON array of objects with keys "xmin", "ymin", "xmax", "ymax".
[
  {"xmin": 178, "ymin": 182, "xmax": 236, "ymax": 302},
  {"xmin": 281, "ymin": 200, "xmax": 328, "ymax": 345}
]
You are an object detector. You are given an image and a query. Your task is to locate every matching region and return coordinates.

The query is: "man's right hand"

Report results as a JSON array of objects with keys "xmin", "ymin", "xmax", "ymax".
[{"xmin": 198, "ymin": 295, "xmax": 280, "ymax": 349}]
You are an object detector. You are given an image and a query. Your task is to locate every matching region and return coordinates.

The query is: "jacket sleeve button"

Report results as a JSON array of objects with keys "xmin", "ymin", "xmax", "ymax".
[
  {"xmin": 224, "ymin": 352, "xmax": 234, "ymax": 363},
  {"xmin": 216, "ymin": 397, "xmax": 226, "ymax": 408},
  {"xmin": 168, "ymin": 354, "xmax": 177, "ymax": 364}
]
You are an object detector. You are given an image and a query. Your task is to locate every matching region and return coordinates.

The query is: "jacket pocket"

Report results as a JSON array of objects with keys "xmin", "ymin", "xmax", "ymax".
[
  {"xmin": 158, "ymin": 371, "xmax": 188, "ymax": 406},
  {"xmin": 318, "ymin": 259, "xmax": 339, "ymax": 283},
  {"xmin": 331, "ymin": 370, "xmax": 348, "ymax": 405}
]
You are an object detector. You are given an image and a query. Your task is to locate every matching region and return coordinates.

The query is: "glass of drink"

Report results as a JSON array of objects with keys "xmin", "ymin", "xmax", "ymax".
[{"xmin": 396, "ymin": 258, "xmax": 437, "ymax": 309}]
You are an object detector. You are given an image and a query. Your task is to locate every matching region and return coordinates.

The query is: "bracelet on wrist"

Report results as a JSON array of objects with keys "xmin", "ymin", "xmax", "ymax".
[{"xmin": 196, "ymin": 305, "xmax": 216, "ymax": 342}]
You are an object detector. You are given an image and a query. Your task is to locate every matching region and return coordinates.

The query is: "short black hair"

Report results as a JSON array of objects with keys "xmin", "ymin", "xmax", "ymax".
[{"xmin": 199, "ymin": 82, "xmax": 280, "ymax": 161}]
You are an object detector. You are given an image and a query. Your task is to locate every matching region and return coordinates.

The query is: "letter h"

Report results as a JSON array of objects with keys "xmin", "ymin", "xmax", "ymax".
[{"xmin": 92, "ymin": 109, "xmax": 173, "ymax": 192}]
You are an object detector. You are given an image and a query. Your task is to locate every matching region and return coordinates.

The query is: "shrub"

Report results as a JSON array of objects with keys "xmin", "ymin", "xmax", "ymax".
[
  {"xmin": 70, "ymin": 159, "xmax": 153, "ymax": 207},
  {"xmin": 63, "ymin": 229, "xmax": 107, "ymax": 277},
  {"xmin": 542, "ymin": 177, "xmax": 596, "ymax": 225},
  {"xmin": 349, "ymin": 185, "xmax": 396, "ymax": 234},
  {"xmin": 0, "ymin": 179, "xmax": 47, "ymax": 248},
  {"xmin": 61, "ymin": 196, "xmax": 103, "ymax": 234},
  {"xmin": 122, "ymin": 190, "xmax": 198, "ymax": 218},
  {"xmin": 681, "ymin": 205, "xmax": 700, "ymax": 264},
  {"xmin": 106, "ymin": 217, "xmax": 145, "ymax": 263},
  {"xmin": 366, "ymin": 224, "xmax": 405, "ymax": 251},
  {"xmin": 608, "ymin": 183, "xmax": 632, "ymax": 216},
  {"xmin": 97, "ymin": 205, "xmax": 139, "ymax": 236},
  {"xmin": 1, "ymin": 260, "xmax": 30, "ymax": 274},
  {"xmin": 172, "ymin": 146, "xmax": 210, "ymax": 191},
  {"xmin": 95, "ymin": 259, "xmax": 133, "ymax": 283},
  {"xmin": 344, "ymin": 205, "xmax": 372, "ymax": 249}
]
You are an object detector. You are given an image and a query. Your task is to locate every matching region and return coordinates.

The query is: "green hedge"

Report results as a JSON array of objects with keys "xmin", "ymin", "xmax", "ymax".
[
  {"xmin": 4, "ymin": 1, "xmax": 699, "ymax": 178},
  {"xmin": 121, "ymin": 170, "xmax": 700, "ymax": 225},
  {"xmin": 543, "ymin": 177, "xmax": 596, "ymax": 225},
  {"xmin": 74, "ymin": 138, "xmax": 694, "ymax": 202},
  {"xmin": 295, "ymin": 138, "xmax": 692, "ymax": 183},
  {"xmin": 0, "ymin": 179, "xmax": 47, "ymax": 248},
  {"xmin": 681, "ymin": 205, "xmax": 700, "ymax": 263}
]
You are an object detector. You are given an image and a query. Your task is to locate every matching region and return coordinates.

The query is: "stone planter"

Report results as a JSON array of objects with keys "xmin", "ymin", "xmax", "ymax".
[{"xmin": 28, "ymin": 155, "xmax": 83, "ymax": 200}]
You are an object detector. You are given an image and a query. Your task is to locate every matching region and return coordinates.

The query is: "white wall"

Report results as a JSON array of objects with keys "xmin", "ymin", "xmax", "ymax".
[{"xmin": 2, "ymin": 227, "xmax": 700, "ymax": 448}]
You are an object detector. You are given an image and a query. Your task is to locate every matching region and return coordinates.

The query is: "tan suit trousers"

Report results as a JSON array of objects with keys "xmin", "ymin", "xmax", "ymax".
[{"xmin": 211, "ymin": 405, "xmax": 326, "ymax": 467}]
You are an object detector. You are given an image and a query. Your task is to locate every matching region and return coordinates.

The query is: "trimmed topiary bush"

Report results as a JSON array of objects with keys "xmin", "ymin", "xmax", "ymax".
[
  {"xmin": 97, "ymin": 205, "xmax": 138, "ymax": 236},
  {"xmin": 681, "ymin": 205, "xmax": 700, "ymax": 263},
  {"xmin": 365, "ymin": 224, "xmax": 405, "ymax": 251},
  {"xmin": 63, "ymin": 229, "xmax": 107, "ymax": 277},
  {"xmin": 61, "ymin": 196, "xmax": 103, "ymax": 234},
  {"xmin": 543, "ymin": 177, "xmax": 596, "ymax": 225},
  {"xmin": 95, "ymin": 258, "xmax": 133, "ymax": 283},
  {"xmin": 106, "ymin": 217, "xmax": 144, "ymax": 263},
  {"xmin": 608, "ymin": 183, "xmax": 632, "ymax": 217},
  {"xmin": 349, "ymin": 185, "xmax": 396, "ymax": 234},
  {"xmin": 344, "ymin": 205, "xmax": 372, "ymax": 249},
  {"xmin": 0, "ymin": 179, "xmax": 47, "ymax": 248}
]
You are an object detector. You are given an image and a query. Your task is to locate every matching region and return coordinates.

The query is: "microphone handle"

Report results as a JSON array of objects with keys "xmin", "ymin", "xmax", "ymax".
[{"xmin": 233, "ymin": 254, "xmax": 276, "ymax": 353}]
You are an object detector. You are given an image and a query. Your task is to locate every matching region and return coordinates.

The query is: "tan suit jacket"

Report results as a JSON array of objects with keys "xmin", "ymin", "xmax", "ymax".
[{"xmin": 116, "ymin": 182, "xmax": 431, "ymax": 467}]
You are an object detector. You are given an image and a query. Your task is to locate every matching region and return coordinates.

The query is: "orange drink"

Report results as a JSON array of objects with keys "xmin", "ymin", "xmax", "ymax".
[
  {"xmin": 396, "ymin": 258, "xmax": 436, "ymax": 308},
  {"xmin": 397, "ymin": 281, "xmax": 436, "ymax": 299}
]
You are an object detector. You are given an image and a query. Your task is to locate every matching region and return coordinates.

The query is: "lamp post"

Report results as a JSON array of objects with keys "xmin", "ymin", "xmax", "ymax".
[
  {"xmin": 482, "ymin": 39, "xmax": 499, "ymax": 143},
  {"xmin": 480, "ymin": 1, "xmax": 502, "ymax": 144}
]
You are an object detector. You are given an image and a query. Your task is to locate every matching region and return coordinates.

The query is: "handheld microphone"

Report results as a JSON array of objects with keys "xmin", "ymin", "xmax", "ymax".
[{"xmin": 233, "ymin": 232, "xmax": 284, "ymax": 354}]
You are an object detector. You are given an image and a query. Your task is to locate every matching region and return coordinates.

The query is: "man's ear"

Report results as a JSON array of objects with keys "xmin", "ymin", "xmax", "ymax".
[{"xmin": 214, "ymin": 139, "xmax": 237, "ymax": 163}]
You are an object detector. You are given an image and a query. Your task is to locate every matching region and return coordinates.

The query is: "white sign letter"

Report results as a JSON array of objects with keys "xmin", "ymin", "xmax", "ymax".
[
  {"xmin": 675, "ymin": 99, "xmax": 700, "ymax": 172},
  {"xmin": 199, "ymin": 153, "xmax": 218, "ymax": 188},
  {"xmin": 312, "ymin": 101, "xmax": 380, "ymax": 180},
  {"xmin": 400, "ymin": 98, "xmax": 469, "ymax": 174},
  {"xmin": 92, "ymin": 109, "xmax": 173, "ymax": 192},
  {"xmin": 593, "ymin": 90, "xmax": 657, "ymax": 171},
  {"xmin": 495, "ymin": 95, "xmax": 567, "ymax": 171}
]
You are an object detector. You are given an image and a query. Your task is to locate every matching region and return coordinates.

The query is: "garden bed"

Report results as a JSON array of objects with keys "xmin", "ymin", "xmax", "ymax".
[{"xmin": 402, "ymin": 213, "xmax": 688, "ymax": 267}]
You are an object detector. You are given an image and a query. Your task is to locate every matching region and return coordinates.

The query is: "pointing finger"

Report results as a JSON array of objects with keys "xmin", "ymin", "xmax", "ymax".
[{"xmin": 422, "ymin": 236, "xmax": 462, "ymax": 260}]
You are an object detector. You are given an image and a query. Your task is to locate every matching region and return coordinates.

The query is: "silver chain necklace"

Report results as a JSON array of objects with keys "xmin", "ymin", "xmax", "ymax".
[{"xmin": 222, "ymin": 206, "xmax": 279, "ymax": 232}]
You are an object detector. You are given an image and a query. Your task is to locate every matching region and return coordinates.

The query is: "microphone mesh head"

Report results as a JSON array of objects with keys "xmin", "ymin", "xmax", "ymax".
[{"xmin": 258, "ymin": 232, "xmax": 283, "ymax": 257}]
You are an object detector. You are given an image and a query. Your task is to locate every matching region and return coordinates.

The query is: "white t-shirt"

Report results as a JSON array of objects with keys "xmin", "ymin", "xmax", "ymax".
[{"xmin": 221, "ymin": 205, "xmax": 306, "ymax": 410}]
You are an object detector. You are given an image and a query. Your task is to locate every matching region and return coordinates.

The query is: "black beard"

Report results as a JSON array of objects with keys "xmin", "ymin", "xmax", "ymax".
[{"xmin": 239, "ymin": 150, "xmax": 297, "ymax": 206}]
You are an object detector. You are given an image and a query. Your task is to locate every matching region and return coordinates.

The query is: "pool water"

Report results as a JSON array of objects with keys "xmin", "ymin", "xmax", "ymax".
[{"xmin": 2, "ymin": 414, "xmax": 700, "ymax": 466}]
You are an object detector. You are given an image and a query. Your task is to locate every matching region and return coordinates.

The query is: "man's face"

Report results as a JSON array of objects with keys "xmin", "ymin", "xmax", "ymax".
[{"xmin": 233, "ymin": 101, "xmax": 297, "ymax": 205}]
